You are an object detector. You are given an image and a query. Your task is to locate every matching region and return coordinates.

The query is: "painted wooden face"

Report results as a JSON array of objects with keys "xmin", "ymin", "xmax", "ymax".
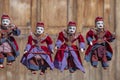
[
  {"xmin": 1, "ymin": 19, "xmax": 10, "ymax": 27},
  {"xmin": 96, "ymin": 21, "xmax": 104, "ymax": 29},
  {"xmin": 36, "ymin": 26, "xmax": 44, "ymax": 34},
  {"xmin": 67, "ymin": 26, "xmax": 76, "ymax": 34}
]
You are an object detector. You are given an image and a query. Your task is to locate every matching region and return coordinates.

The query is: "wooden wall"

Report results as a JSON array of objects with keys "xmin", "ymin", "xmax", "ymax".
[{"xmin": 0, "ymin": 0, "xmax": 119, "ymax": 80}]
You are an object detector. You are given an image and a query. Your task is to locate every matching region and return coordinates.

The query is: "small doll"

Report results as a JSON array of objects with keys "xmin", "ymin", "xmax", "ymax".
[
  {"xmin": 54, "ymin": 21, "xmax": 85, "ymax": 73},
  {"xmin": 0, "ymin": 14, "xmax": 21, "ymax": 68},
  {"xmin": 85, "ymin": 17, "xmax": 115, "ymax": 69},
  {"xmin": 21, "ymin": 22, "xmax": 54, "ymax": 75}
]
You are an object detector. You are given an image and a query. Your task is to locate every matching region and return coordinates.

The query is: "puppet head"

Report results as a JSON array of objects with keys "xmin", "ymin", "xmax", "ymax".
[
  {"xmin": 95, "ymin": 17, "xmax": 104, "ymax": 29},
  {"xmin": 67, "ymin": 21, "xmax": 76, "ymax": 34},
  {"xmin": 36, "ymin": 22, "xmax": 44, "ymax": 35},
  {"xmin": 1, "ymin": 14, "xmax": 11, "ymax": 27}
]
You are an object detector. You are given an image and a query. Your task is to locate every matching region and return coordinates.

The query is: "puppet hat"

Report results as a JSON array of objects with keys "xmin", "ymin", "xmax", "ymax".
[
  {"xmin": 95, "ymin": 17, "xmax": 103, "ymax": 22},
  {"xmin": 68, "ymin": 21, "xmax": 76, "ymax": 27},
  {"xmin": 1, "ymin": 14, "xmax": 10, "ymax": 20},
  {"xmin": 36, "ymin": 22, "xmax": 44, "ymax": 27}
]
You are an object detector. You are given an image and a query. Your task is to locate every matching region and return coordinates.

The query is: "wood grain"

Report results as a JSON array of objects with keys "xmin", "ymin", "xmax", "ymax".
[{"xmin": 0, "ymin": 0, "xmax": 118, "ymax": 80}]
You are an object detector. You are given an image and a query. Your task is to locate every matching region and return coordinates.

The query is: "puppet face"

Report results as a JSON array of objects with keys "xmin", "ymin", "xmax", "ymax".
[
  {"xmin": 96, "ymin": 21, "xmax": 104, "ymax": 29},
  {"xmin": 36, "ymin": 26, "xmax": 44, "ymax": 34},
  {"xmin": 67, "ymin": 26, "xmax": 76, "ymax": 34},
  {"xmin": 1, "ymin": 19, "xmax": 10, "ymax": 27}
]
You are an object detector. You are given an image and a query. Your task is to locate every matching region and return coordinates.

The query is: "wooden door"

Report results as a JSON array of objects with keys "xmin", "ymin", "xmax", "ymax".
[{"xmin": 0, "ymin": 0, "xmax": 117, "ymax": 80}]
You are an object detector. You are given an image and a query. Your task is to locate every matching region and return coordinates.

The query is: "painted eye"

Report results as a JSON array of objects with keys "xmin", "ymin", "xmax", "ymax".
[
  {"xmin": 97, "ymin": 23, "xmax": 100, "ymax": 24},
  {"xmin": 2, "ymin": 20, "xmax": 5, "ymax": 22},
  {"xmin": 73, "ymin": 28, "xmax": 75, "ymax": 30},
  {"xmin": 6, "ymin": 20, "xmax": 8, "ymax": 23}
]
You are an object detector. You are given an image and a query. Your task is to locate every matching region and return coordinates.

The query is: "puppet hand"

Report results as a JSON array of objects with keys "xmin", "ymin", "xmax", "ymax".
[
  {"xmin": 23, "ymin": 51, "xmax": 29, "ymax": 57},
  {"xmin": 112, "ymin": 32, "xmax": 116, "ymax": 38},
  {"xmin": 104, "ymin": 37, "xmax": 107, "ymax": 41},
  {"xmin": 55, "ymin": 46, "xmax": 58, "ymax": 50},
  {"xmin": 51, "ymin": 49, "xmax": 54, "ymax": 54},
  {"xmin": 24, "ymin": 50, "xmax": 28, "ymax": 54},
  {"xmin": 90, "ymin": 41, "xmax": 93, "ymax": 46},
  {"xmin": 10, "ymin": 24, "xmax": 17, "ymax": 29},
  {"xmin": 80, "ymin": 48, "xmax": 84, "ymax": 52}
]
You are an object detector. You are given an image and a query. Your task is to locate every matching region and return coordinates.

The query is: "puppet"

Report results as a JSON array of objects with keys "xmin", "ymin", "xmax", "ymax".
[
  {"xmin": 54, "ymin": 21, "xmax": 85, "ymax": 73},
  {"xmin": 21, "ymin": 22, "xmax": 54, "ymax": 75},
  {"xmin": 85, "ymin": 17, "xmax": 115, "ymax": 69},
  {"xmin": 0, "ymin": 14, "xmax": 20, "ymax": 68}
]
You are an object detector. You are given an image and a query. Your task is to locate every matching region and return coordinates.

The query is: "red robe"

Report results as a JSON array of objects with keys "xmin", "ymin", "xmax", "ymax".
[
  {"xmin": 85, "ymin": 28, "xmax": 115, "ymax": 68},
  {"xmin": 54, "ymin": 30, "xmax": 85, "ymax": 72},
  {"xmin": 25, "ymin": 33, "xmax": 53, "ymax": 61}
]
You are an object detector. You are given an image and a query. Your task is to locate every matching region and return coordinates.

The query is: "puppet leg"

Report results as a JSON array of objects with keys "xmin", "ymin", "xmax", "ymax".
[
  {"xmin": 91, "ymin": 50, "xmax": 98, "ymax": 68},
  {"xmin": 97, "ymin": 46, "xmax": 108, "ymax": 69},
  {"xmin": 102, "ymin": 50, "xmax": 108, "ymax": 69},
  {"xmin": 29, "ymin": 57, "xmax": 39, "ymax": 74},
  {"xmin": 39, "ymin": 59, "xmax": 46, "ymax": 75},
  {"xmin": 35, "ymin": 55, "xmax": 46, "ymax": 75},
  {"xmin": 0, "ymin": 53, "xmax": 4, "ymax": 68},
  {"xmin": 6, "ymin": 52, "xmax": 15, "ymax": 65},
  {"xmin": 68, "ymin": 55, "xmax": 76, "ymax": 73}
]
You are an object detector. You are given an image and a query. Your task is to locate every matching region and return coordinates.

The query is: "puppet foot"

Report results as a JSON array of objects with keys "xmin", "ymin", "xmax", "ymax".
[
  {"xmin": 81, "ymin": 70, "xmax": 85, "ymax": 73},
  {"xmin": 31, "ymin": 71, "xmax": 37, "ymax": 74},
  {"xmin": 93, "ymin": 65, "xmax": 97, "ymax": 68},
  {"xmin": 40, "ymin": 70, "xmax": 45, "ymax": 75},
  {"xmin": 0, "ymin": 64, "xmax": 4, "ymax": 68},
  {"xmin": 69, "ymin": 68, "xmax": 75, "ymax": 73},
  {"xmin": 64, "ymin": 66, "xmax": 68, "ymax": 70},
  {"xmin": 103, "ymin": 67, "xmax": 107, "ymax": 70},
  {"xmin": 40, "ymin": 71, "xmax": 44, "ymax": 75},
  {"xmin": 7, "ymin": 62, "xmax": 12, "ymax": 65}
]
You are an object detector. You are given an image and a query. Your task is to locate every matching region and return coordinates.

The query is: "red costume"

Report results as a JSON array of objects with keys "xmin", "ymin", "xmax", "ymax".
[
  {"xmin": 85, "ymin": 17, "xmax": 115, "ymax": 69},
  {"xmin": 21, "ymin": 22, "xmax": 54, "ymax": 75},
  {"xmin": 0, "ymin": 14, "xmax": 21, "ymax": 68},
  {"xmin": 54, "ymin": 21, "xmax": 85, "ymax": 73}
]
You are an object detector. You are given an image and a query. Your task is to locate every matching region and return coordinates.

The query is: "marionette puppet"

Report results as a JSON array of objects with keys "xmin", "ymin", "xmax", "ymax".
[
  {"xmin": 0, "ymin": 14, "xmax": 21, "ymax": 68},
  {"xmin": 85, "ymin": 17, "xmax": 115, "ymax": 69},
  {"xmin": 54, "ymin": 21, "xmax": 85, "ymax": 73},
  {"xmin": 21, "ymin": 22, "xmax": 54, "ymax": 75}
]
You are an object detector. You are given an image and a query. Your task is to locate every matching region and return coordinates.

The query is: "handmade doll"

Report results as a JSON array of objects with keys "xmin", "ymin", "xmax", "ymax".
[
  {"xmin": 85, "ymin": 17, "xmax": 115, "ymax": 69},
  {"xmin": 54, "ymin": 21, "xmax": 85, "ymax": 73},
  {"xmin": 21, "ymin": 22, "xmax": 54, "ymax": 75},
  {"xmin": 0, "ymin": 14, "xmax": 21, "ymax": 68}
]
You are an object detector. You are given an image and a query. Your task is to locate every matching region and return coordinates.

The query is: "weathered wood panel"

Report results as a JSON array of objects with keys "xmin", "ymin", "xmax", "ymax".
[
  {"xmin": 39, "ymin": 0, "xmax": 67, "ymax": 34},
  {"xmin": 0, "ymin": 0, "xmax": 119, "ymax": 80},
  {"xmin": 84, "ymin": 0, "xmax": 98, "ymax": 27},
  {"xmin": 76, "ymin": 0, "xmax": 85, "ymax": 32},
  {"xmin": 115, "ymin": 0, "xmax": 120, "ymax": 80},
  {"xmin": 9, "ymin": 0, "xmax": 31, "ymax": 26}
]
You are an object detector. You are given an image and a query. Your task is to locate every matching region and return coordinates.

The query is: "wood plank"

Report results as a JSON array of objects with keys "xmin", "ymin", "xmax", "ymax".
[
  {"xmin": 40, "ymin": 0, "xmax": 67, "ymax": 34},
  {"xmin": 3, "ymin": 0, "xmax": 10, "ymax": 14},
  {"xmin": 97, "ymin": 0, "xmax": 104, "ymax": 17},
  {"xmin": 103, "ymin": 0, "xmax": 110, "ymax": 30},
  {"xmin": 31, "ymin": 0, "xmax": 37, "ymax": 32},
  {"xmin": 0, "ymin": 1, "xmax": 9, "ymax": 80},
  {"xmin": 84, "ymin": 0, "xmax": 97, "ymax": 27},
  {"xmin": 67, "ymin": 0, "xmax": 75, "ymax": 21},
  {"xmin": 106, "ymin": 0, "xmax": 116, "ymax": 78},
  {"xmin": 95, "ymin": 1, "xmax": 104, "ymax": 80},
  {"xmin": 109, "ymin": 0, "xmax": 115, "ymax": 32},
  {"xmin": 0, "ymin": 0, "xmax": 3, "ymax": 16},
  {"xmin": 9, "ymin": 0, "xmax": 31, "ymax": 26},
  {"xmin": 115, "ymin": 0, "xmax": 120, "ymax": 80},
  {"xmin": 76, "ymin": 0, "xmax": 85, "ymax": 32},
  {"xmin": 102, "ymin": 1, "xmax": 112, "ymax": 80},
  {"xmin": 0, "ymin": 0, "xmax": 117, "ymax": 80}
]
